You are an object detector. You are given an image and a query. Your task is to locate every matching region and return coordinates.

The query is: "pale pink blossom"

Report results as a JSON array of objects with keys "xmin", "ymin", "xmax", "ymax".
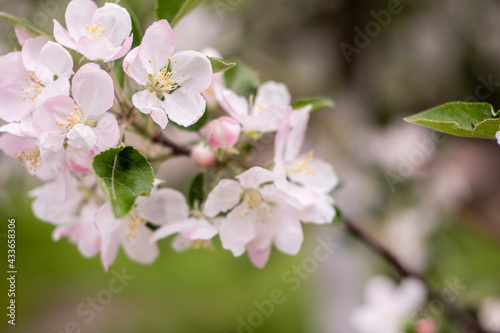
[
  {"xmin": 123, "ymin": 20, "xmax": 212, "ymax": 129},
  {"xmin": 204, "ymin": 167, "xmax": 303, "ymax": 267},
  {"xmin": 0, "ymin": 36, "xmax": 73, "ymax": 122},
  {"xmin": 217, "ymin": 81, "xmax": 291, "ymax": 135},
  {"xmin": 201, "ymin": 47, "xmax": 225, "ymax": 107},
  {"xmin": 53, "ymin": 201, "xmax": 101, "ymax": 258},
  {"xmin": 32, "ymin": 63, "xmax": 119, "ymax": 155},
  {"xmin": 349, "ymin": 276, "xmax": 427, "ymax": 333},
  {"xmin": 150, "ymin": 188, "xmax": 218, "ymax": 251},
  {"xmin": 205, "ymin": 116, "xmax": 241, "ymax": 149},
  {"xmin": 15, "ymin": 25, "xmax": 37, "ymax": 46},
  {"xmin": 191, "ymin": 142, "xmax": 217, "ymax": 168},
  {"xmin": 273, "ymin": 106, "xmax": 338, "ymax": 223},
  {"xmin": 53, "ymin": 0, "xmax": 133, "ymax": 62}
]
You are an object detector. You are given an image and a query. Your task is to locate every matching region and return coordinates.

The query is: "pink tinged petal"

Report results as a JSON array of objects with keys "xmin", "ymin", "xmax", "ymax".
[
  {"xmin": 151, "ymin": 222, "xmax": 185, "ymax": 242},
  {"xmin": 203, "ymin": 179, "xmax": 243, "ymax": 217},
  {"xmin": 297, "ymin": 195, "xmax": 335, "ymax": 224},
  {"xmin": 121, "ymin": 224, "xmax": 159, "ymax": 265},
  {"xmin": 247, "ymin": 247, "xmax": 271, "ymax": 268},
  {"xmin": 170, "ymin": 50, "xmax": 213, "ymax": 92},
  {"xmin": 219, "ymin": 88, "xmax": 250, "ymax": 119},
  {"xmin": 139, "ymin": 20, "xmax": 175, "ymax": 74},
  {"xmin": 255, "ymin": 81, "xmax": 291, "ymax": 110},
  {"xmin": 190, "ymin": 143, "xmax": 216, "ymax": 168},
  {"xmin": 274, "ymin": 213, "xmax": 303, "ymax": 255},
  {"xmin": 181, "ymin": 218, "xmax": 218, "ymax": 240},
  {"xmin": 123, "ymin": 46, "xmax": 149, "ymax": 85},
  {"xmin": 136, "ymin": 188, "xmax": 189, "ymax": 225},
  {"xmin": 92, "ymin": 113, "xmax": 120, "ymax": 153},
  {"xmin": 76, "ymin": 36, "xmax": 120, "ymax": 61},
  {"xmin": 285, "ymin": 107, "xmax": 310, "ymax": 162},
  {"xmin": 150, "ymin": 109, "xmax": 169, "ymax": 129},
  {"xmin": 65, "ymin": 0, "xmax": 98, "ymax": 40},
  {"xmin": 67, "ymin": 124, "xmax": 98, "ymax": 151},
  {"xmin": 95, "ymin": 203, "xmax": 122, "ymax": 271},
  {"xmin": 249, "ymin": 105, "xmax": 287, "ymax": 133},
  {"xmin": 15, "ymin": 25, "xmax": 37, "ymax": 46},
  {"xmin": 37, "ymin": 42, "xmax": 74, "ymax": 79},
  {"xmin": 32, "ymin": 95, "xmax": 76, "ymax": 133},
  {"xmin": 0, "ymin": 123, "xmax": 26, "ymax": 137},
  {"xmin": 131, "ymin": 90, "xmax": 168, "ymax": 128},
  {"xmin": 41, "ymin": 147, "xmax": 68, "ymax": 174},
  {"xmin": 53, "ymin": 19, "xmax": 77, "ymax": 49},
  {"xmin": 39, "ymin": 131, "xmax": 67, "ymax": 153},
  {"xmin": 21, "ymin": 36, "xmax": 51, "ymax": 71},
  {"xmin": 91, "ymin": 3, "xmax": 132, "ymax": 46},
  {"xmin": 236, "ymin": 166, "xmax": 275, "ymax": 189},
  {"xmin": 0, "ymin": 52, "xmax": 33, "ymax": 122},
  {"xmin": 107, "ymin": 35, "xmax": 133, "ymax": 61},
  {"xmin": 37, "ymin": 78, "xmax": 70, "ymax": 105},
  {"xmin": 0, "ymin": 133, "xmax": 35, "ymax": 157},
  {"xmin": 220, "ymin": 203, "xmax": 257, "ymax": 256},
  {"xmin": 72, "ymin": 63, "xmax": 114, "ymax": 115},
  {"xmin": 163, "ymin": 87, "xmax": 206, "ymax": 127},
  {"xmin": 66, "ymin": 146, "xmax": 94, "ymax": 173}
]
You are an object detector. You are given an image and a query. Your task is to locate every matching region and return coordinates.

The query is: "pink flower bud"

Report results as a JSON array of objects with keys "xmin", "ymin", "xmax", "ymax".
[
  {"xmin": 191, "ymin": 143, "xmax": 216, "ymax": 168},
  {"xmin": 416, "ymin": 319, "xmax": 436, "ymax": 333},
  {"xmin": 205, "ymin": 116, "xmax": 241, "ymax": 149}
]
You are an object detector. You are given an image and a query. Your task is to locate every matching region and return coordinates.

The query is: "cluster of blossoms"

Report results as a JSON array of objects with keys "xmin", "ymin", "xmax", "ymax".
[{"xmin": 0, "ymin": 0, "xmax": 338, "ymax": 270}]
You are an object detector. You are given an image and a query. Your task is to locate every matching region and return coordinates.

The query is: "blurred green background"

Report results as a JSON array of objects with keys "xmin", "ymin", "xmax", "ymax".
[{"xmin": 1, "ymin": 0, "xmax": 500, "ymax": 332}]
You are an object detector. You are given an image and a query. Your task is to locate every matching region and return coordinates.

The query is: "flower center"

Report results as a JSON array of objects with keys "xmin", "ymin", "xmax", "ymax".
[
  {"xmin": 125, "ymin": 210, "xmax": 148, "ymax": 243},
  {"xmin": 14, "ymin": 149, "xmax": 40, "ymax": 176},
  {"xmin": 19, "ymin": 71, "xmax": 44, "ymax": 102},
  {"xmin": 86, "ymin": 23, "xmax": 106, "ymax": 39},
  {"xmin": 149, "ymin": 58, "xmax": 185, "ymax": 93},
  {"xmin": 54, "ymin": 106, "xmax": 86, "ymax": 131},
  {"xmin": 239, "ymin": 189, "xmax": 273, "ymax": 220},
  {"xmin": 298, "ymin": 150, "xmax": 315, "ymax": 176}
]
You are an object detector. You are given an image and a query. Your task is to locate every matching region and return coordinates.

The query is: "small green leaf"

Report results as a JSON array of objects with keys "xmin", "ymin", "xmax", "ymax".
[
  {"xmin": 224, "ymin": 62, "xmax": 259, "ymax": 97},
  {"xmin": 332, "ymin": 206, "xmax": 343, "ymax": 225},
  {"xmin": 156, "ymin": 0, "xmax": 204, "ymax": 27},
  {"xmin": 93, "ymin": 146, "xmax": 155, "ymax": 219},
  {"xmin": 292, "ymin": 97, "xmax": 335, "ymax": 112},
  {"xmin": 0, "ymin": 11, "xmax": 50, "ymax": 38},
  {"xmin": 188, "ymin": 172, "xmax": 205, "ymax": 208},
  {"xmin": 207, "ymin": 56, "xmax": 236, "ymax": 73},
  {"xmin": 404, "ymin": 102, "xmax": 500, "ymax": 139}
]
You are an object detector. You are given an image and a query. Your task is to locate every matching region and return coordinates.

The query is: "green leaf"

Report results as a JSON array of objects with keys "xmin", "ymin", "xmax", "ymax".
[
  {"xmin": 93, "ymin": 146, "xmax": 155, "ymax": 219},
  {"xmin": 120, "ymin": 4, "xmax": 143, "ymax": 48},
  {"xmin": 404, "ymin": 102, "xmax": 500, "ymax": 139},
  {"xmin": 188, "ymin": 172, "xmax": 205, "ymax": 208},
  {"xmin": 207, "ymin": 56, "xmax": 236, "ymax": 73},
  {"xmin": 331, "ymin": 206, "xmax": 343, "ymax": 226},
  {"xmin": 156, "ymin": 0, "xmax": 204, "ymax": 27},
  {"xmin": 292, "ymin": 97, "xmax": 335, "ymax": 112},
  {"xmin": 223, "ymin": 62, "xmax": 259, "ymax": 97},
  {"xmin": 0, "ymin": 11, "xmax": 50, "ymax": 38}
]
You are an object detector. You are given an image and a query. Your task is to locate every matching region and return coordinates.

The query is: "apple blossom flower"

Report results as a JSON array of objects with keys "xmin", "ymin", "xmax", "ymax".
[
  {"xmin": 0, "ymin": 36, "xmax": 73, "ymax": 122},
  {"xmin": 32, "ymin": 63, "xmax": 119, "ymax": 155},
  {"xmin": 191, "ymin": 142, "xmax": 217, "ymax": 168},
  {"xmin": 53, "ymin": 0, "xmax": 133, "ymax": 62},
  {"xmin": 123, "ymin": 20, "xmax": 212, "ymax": 129},
  {"xmin": 52, "ymin": 201, "xmax": 101, "ymax": 258},
  {"xmin": 204, "ymin": 167, "xmax": 303, "ymax": 267},
  {"xmin": 216, "ymin": 81, "xmax": 291, "ymax": 136},
  {"xmin": 150, "ymin": 188, "xmax": 218, "ymax": 251},
  {"xmin": 349, "ymin": 276, "xmax": 427, "ymax": 333},
  {"xmin": 0, "ymin": 123, "xmax": 59, "ymax": 179},
  {"xmin": 478, "ymin": 298, "xmax": 500, "ymax": 333},
  {"xmin": 95, "ymin": 187, "xmax": 195, "ymax": 270},
  {"xmin": 205, "ymin": 116, "xmax": 241, "ymax": 149},
  {"xmin": 273, "ymin": 106, "xmax": 338, "ymax": 223}
]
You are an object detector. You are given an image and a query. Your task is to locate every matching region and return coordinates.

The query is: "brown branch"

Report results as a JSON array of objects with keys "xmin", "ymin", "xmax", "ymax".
[
  {"xmin": 343, "ymin": 217, "xmax": 486, "ymax": 333},
  {"xmin": 151, "ymin": 131, "xmax": 191, "ymax": 156}
]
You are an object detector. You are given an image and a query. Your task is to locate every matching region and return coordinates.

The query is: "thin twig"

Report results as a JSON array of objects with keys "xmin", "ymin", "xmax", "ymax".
[{"xmin": 343, "ymin": 217, "xmax": 485, "ymax": 333}]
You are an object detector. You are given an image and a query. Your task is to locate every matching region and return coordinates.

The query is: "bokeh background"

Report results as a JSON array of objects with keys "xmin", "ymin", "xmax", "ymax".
[{"xmin": 1, "ymin": 0, "xmax": 500, "ymax": 332}]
